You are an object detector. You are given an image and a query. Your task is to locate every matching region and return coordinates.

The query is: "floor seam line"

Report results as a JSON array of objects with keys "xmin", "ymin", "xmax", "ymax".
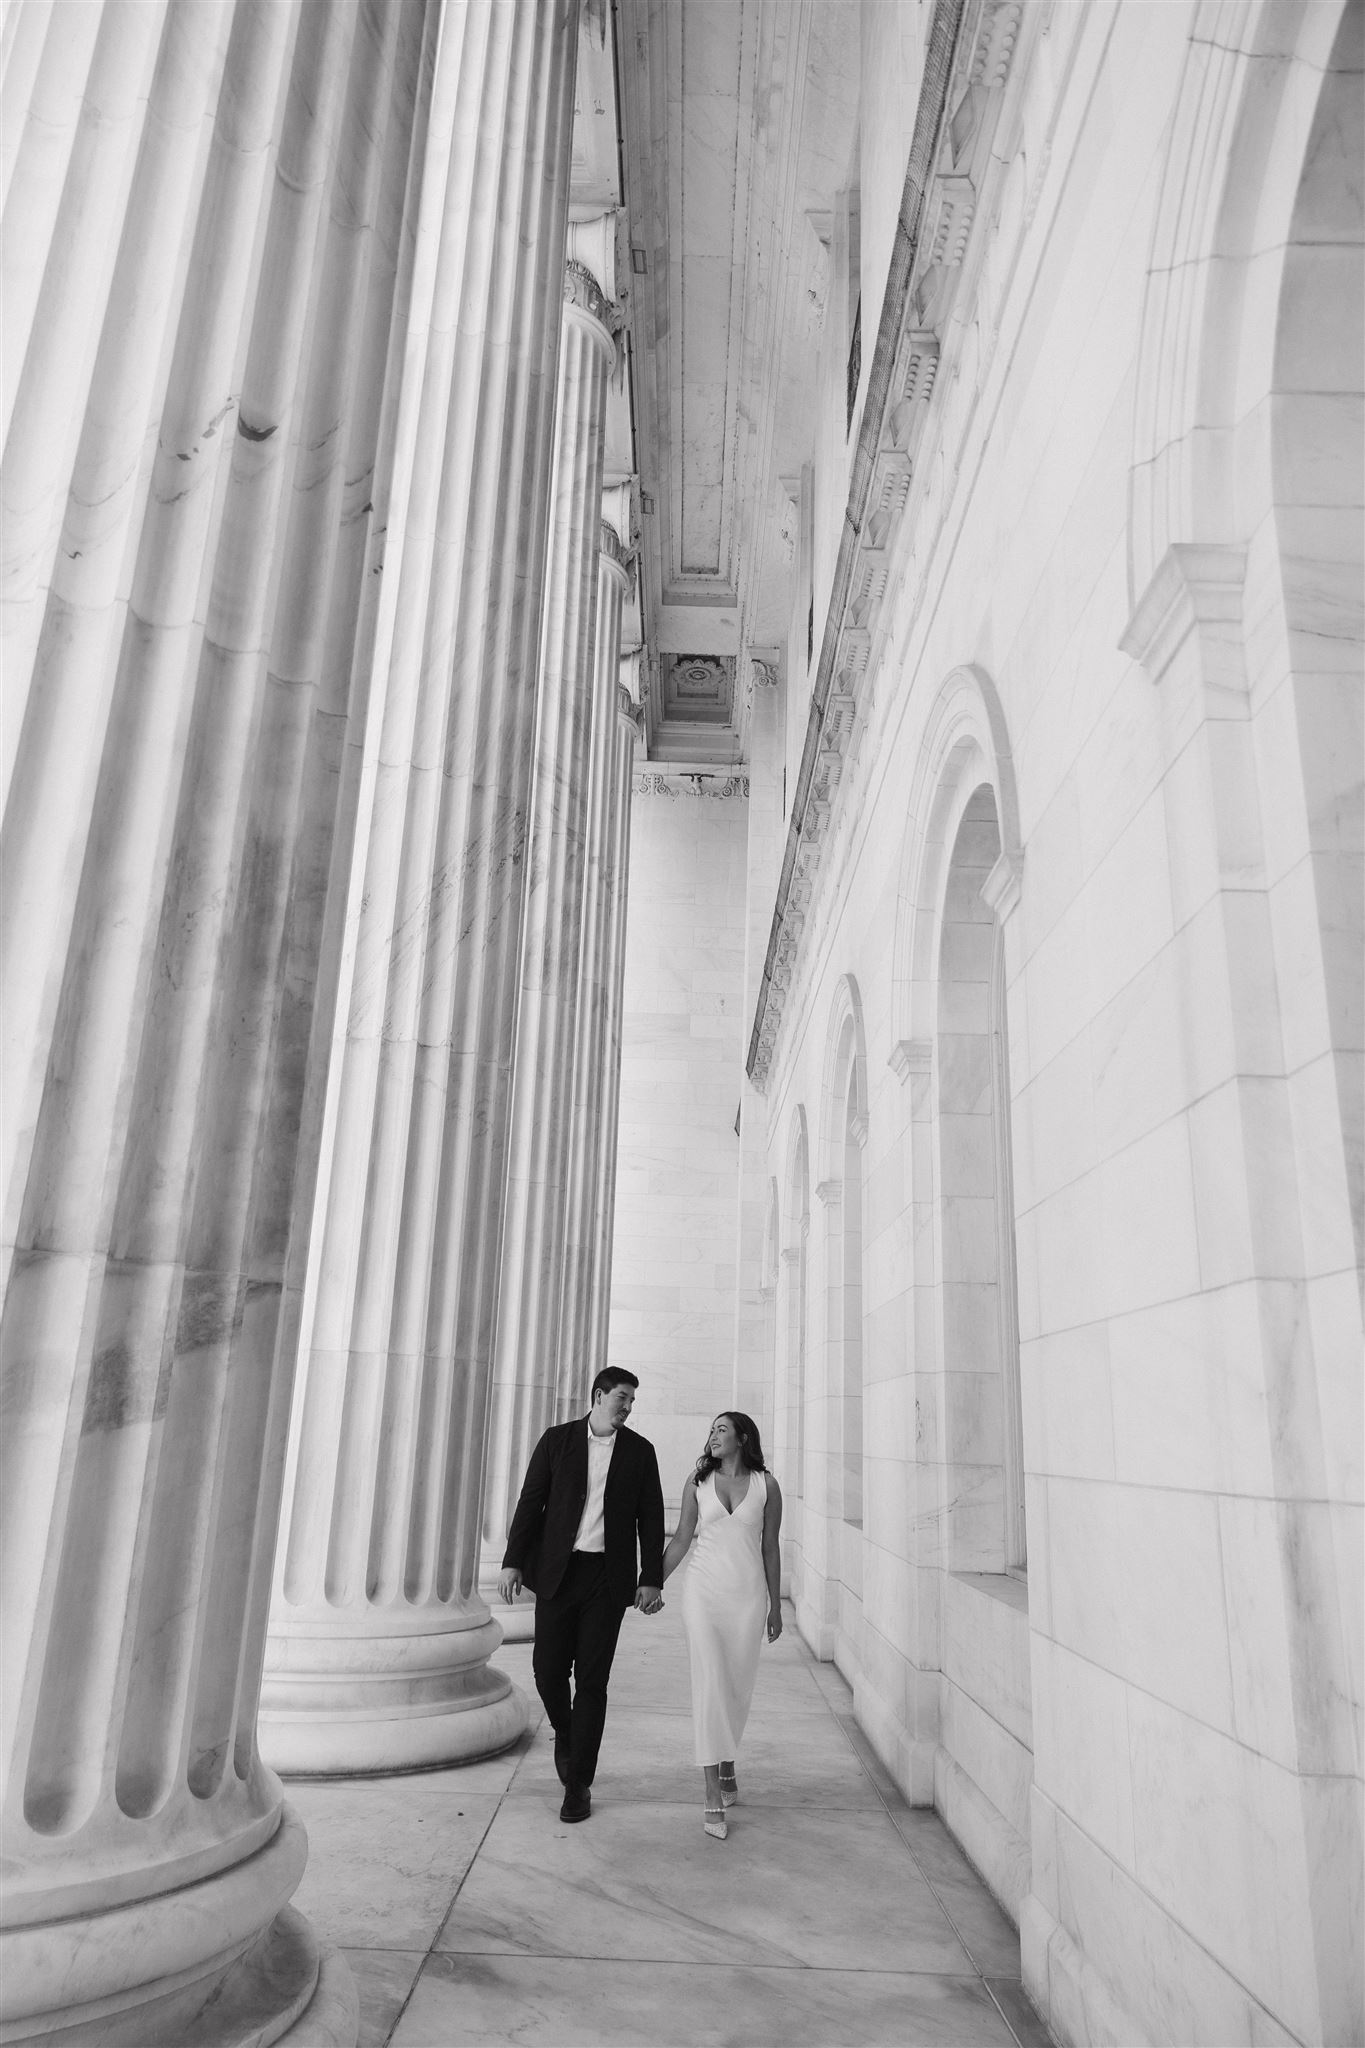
[{"xmin": 382, "ymin": 1759, "xmax": 512, "ymax": 2046}]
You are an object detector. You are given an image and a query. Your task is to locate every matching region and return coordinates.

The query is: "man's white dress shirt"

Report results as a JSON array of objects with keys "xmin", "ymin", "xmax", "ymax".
[{"xmin": 573, "ymin": 1421, "xmax": 617, "ymax": 1552}]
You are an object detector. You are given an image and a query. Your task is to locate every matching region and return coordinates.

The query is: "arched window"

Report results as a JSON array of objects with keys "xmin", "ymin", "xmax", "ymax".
[
  {"xmin": 782, "ymin": 1116, "xmax": 810, "ymax": 1500},
  {"xmin": 937, "ymin": 785, "xmax": 1024, "ymax": 1573}
]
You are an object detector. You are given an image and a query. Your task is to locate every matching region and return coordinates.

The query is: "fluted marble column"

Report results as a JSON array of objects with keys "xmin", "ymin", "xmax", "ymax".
[
  {"xmin": 481, "ymin": 280, "xmax": 622, "ymax": 1634},
  {"xmin": 558, "ymin": 634, "xmax": 642, "ymax": 1417},
  {"xmin": 261, "ymin": 0, "xmax": 580, "ymax": 1776},
  {"xmin": 0, "ymin": 2, "xmax": 428, "ymax": 2040},
  {"xmin": 733, "ymin": 655, "xmax": 785, "ymax": 1432}
]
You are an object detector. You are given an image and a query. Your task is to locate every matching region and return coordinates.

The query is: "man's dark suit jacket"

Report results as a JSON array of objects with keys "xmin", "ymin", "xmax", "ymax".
[{"xmin": 502, "ymin": 1417, "xmax": 665, "ymax": 1610}]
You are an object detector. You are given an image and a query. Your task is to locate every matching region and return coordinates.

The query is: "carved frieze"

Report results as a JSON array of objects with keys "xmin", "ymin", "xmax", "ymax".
[{"xmin": 633, "ymin": 770, "xmax": 749, "ymax": 800}]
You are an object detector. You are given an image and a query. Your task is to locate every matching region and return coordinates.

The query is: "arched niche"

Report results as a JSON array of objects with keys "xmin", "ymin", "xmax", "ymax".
[
  {"xmin": 781, "ymin": 1108, "xmax": 811, "ymax": 1501},
  {"xmin": 1125, "ymin": 0, "xmax": 1363, "ymax": 1283},
  {"xmin": 1127, "ymin": 0, "xmax": 1355, "ymax": 597},
  {"xmin": 891, "ymin": 665, "xmax": 1021, "ymax": 1058},
  {"xmin": 891, "ymin": 664, "xmax": 1025, "ymax": 1575}
]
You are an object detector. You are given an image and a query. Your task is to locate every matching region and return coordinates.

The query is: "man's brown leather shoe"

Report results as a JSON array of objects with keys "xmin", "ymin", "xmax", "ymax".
[{"xmin": 560, "ymin": 1783, "xmax": 590, "ymax": 1823}]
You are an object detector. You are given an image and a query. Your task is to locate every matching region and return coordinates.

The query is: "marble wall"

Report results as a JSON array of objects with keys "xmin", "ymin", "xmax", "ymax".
[
  {"xmin": 740, "ymin": 1, "xmax": 1364, "ymax": 2045},
  {"xmin": 607, "ymin": 775, "xmax": 751, "ymax": 1508}
]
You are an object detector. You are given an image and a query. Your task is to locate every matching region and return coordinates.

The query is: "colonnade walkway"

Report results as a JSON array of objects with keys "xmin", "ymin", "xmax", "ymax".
[{"xmin": 291, "ymin": 1602, "xmax": 1054, "ymax": 2047}]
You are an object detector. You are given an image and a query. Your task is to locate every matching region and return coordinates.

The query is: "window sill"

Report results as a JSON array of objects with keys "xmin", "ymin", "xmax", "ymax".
[{"xmin": 949, "ymin": 1569, "xmax": 1029, "ymax": 1617}]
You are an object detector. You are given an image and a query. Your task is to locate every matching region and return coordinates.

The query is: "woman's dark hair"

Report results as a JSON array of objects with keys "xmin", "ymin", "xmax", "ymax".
[{"xmin": 694, "ymin": 1411, "xmax": 767, "ymax": 1485}]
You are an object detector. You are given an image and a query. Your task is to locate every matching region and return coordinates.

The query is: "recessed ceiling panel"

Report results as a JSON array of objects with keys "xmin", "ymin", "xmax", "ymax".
[{"xmin": 660, "ymin": 653, "xmax": 735, "ymax": 725}]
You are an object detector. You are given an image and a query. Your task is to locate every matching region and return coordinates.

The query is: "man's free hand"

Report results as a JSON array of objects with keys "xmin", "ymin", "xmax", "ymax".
[
  {"xmin": 634, "ymin": 1585, "xmax": 663, "ymax": 1615},
  {"xmin": 498, "ymin": 1568, "xmax": 523, "ymax": 1603}
]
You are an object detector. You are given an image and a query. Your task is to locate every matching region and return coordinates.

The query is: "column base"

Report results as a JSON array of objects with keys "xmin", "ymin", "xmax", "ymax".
[
  {"xmin": 488, "ymin": 1593, "xmax": 536, "ymax": 1643},
  {"xmin": 477, "ymin": 1556, "xmax": 537, "ymax": 1643},
  {"xmin": 260, "ymin": 1615, "xmax": 529, "ymax": 1775},
  {"xmin": 0, "ymin": 1810, "xmax": 354, "ymax": 2048}
]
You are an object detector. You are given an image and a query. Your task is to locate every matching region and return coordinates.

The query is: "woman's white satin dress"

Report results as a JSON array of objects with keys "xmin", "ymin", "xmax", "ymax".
[{"xmin": 681, "ymin": 1468, "xmax": 768, "ymax": 1765}]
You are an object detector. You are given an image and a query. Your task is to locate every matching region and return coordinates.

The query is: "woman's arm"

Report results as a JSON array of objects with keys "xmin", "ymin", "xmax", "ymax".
[
  {"xmin": 660, "ymin": 1477, "xmax": 700, "ymax": 1583},
  {"xmin": 761, "ymin": 1474, "xmax": 784, "ymax": 1641}
]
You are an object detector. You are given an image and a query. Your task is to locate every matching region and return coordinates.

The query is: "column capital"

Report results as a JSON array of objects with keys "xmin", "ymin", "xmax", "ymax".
[
  {"xmin": 617, "ymin": 684, "xmax": 644, "ymax": 735},
  {"xmin": 567, "ymin": 210, "xmax": 620, "ymax": 304},
  {"xmin": 619, "ymin": 647, "xmax": 645, "ymax": 699},
  {"xmin": 564, "ymin": 258, "xmax": 619, "ymax": 335},
  {"xmin": 599, "ymin": 519, "xmax": 631, "ymax": 576}
]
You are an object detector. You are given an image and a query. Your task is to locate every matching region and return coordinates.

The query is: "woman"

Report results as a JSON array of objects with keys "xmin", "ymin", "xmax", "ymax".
[{"xmin": 660, "ymin": 1411, "xmax": 783, "ymax": 1838}]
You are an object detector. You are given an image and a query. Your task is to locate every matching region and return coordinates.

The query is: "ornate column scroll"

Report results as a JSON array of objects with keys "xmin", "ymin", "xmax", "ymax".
[{"xmin": 261, "ymin": 0, "xmax": 581, "ymax": 1776}]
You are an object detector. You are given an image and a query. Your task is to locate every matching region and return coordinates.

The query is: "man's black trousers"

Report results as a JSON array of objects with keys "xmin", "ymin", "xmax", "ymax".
[{"xmin": 531, "ymin": 1551, "xmax": 627, "ymax": 1788}]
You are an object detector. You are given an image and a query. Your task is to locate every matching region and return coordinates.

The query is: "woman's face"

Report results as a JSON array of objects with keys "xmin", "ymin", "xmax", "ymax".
[{"xmin": 708, "ymin": 1415, "xmax": 739, "ymax": 1458}]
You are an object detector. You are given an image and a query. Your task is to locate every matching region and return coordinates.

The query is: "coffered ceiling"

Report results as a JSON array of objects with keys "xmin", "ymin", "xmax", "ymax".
[{"xmin": 610, "ymin": 0, "xmax": 860, "ymax": 766}]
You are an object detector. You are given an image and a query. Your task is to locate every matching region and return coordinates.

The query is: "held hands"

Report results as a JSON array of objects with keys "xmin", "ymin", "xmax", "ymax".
[
  {"xmin": 766, "ymin": 1605, "xmax": 783, "ymax": 1643},
  {"xmin": 635, "ymin": 1585, "xmax": 664, "ymax": 1615},
  {"xmin": 498, "ymin": 1568, "xmax": 523, "ymax": 1603}
]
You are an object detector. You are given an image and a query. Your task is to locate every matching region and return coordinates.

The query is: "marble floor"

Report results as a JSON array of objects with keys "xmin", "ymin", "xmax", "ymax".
[{"xmin": 289, "ymin": 1603, "xmax": 1054, "ymax": 2047}]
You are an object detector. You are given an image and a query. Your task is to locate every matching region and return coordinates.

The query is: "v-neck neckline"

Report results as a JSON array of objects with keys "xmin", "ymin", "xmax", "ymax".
[{"xmin": 714, "ymin": 1470, "xmax": 750, "ymax": 1516}]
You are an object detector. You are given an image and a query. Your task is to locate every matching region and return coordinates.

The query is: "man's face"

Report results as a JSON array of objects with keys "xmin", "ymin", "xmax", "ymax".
[{"xmin": 595, "ymin": 1381, "xmax": 635, "ymax": 1430}]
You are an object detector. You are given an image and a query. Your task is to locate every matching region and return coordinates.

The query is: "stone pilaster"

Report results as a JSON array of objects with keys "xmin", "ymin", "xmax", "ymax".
[
  {"xmin": 0, "ymin": 2, "xmax": 429, "ymax": 2039},
  {"xmin": 556, "ymin": 535, "xmax": 638, "ymax": 1419},
  {"xmin": 261, "ymin": 0, "xmax": 581, "ymax": 1776},
  {"xmin": 481, "ymin": 256, "xmax": 618, "ymax": 1639}
]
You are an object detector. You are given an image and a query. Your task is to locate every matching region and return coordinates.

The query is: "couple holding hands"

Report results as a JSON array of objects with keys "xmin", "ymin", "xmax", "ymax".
[{"xmin": 499, "ymin": 1367, "xmax": 784, "ymax": 1839}]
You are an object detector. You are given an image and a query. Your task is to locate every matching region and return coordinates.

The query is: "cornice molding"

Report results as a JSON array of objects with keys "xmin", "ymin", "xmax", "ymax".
[
  {"xmin": 889, "ymin": 1038, "xmax": 932, "ymax": 1083},
  {"xmin": 1120, "ymin": 542, "xmax": 1248, "ymax": 685},
  {"xmin": 814, "ymin": 1177, "xmax": 842, "ymax": 1208},
  {"xmin": 747, "ymin": 0, "xmax": 1030, "ymax": 1092}
]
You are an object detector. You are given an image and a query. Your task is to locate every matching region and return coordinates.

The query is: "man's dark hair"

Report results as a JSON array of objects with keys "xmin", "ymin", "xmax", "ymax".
[{"xmin": 591, "ymin": 1366, "xmax": 639, "ymax": 1401}]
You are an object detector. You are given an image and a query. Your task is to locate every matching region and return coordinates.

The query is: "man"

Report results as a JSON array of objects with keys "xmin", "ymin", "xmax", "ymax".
[{"xmin": 499, "ymin": 1366, "xmax": 664, "ymax": 1822}]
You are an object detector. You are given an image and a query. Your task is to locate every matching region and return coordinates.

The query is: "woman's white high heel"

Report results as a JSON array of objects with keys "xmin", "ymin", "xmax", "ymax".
[
  {"xmin": 703, "ymin": 1804, "xmax": 728, "ymax": 1840},
  {"xmin": 719, "ymin": 1767, "xmax": 738, "ymax": 1808}
]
